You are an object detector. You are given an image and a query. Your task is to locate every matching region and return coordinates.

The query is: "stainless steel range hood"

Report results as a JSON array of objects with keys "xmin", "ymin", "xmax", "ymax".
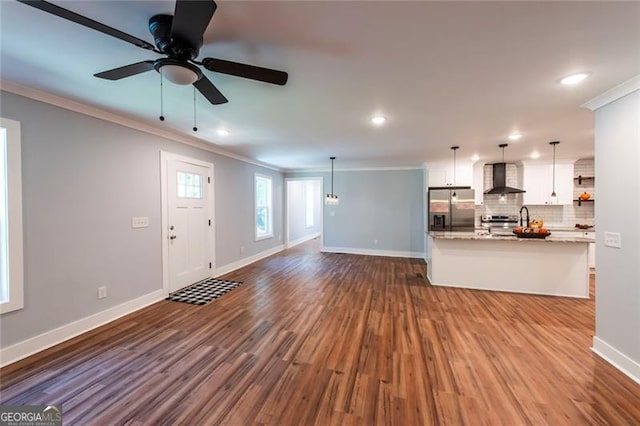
[{"xmin": 484, "ymin": 163, "xmax": 525, "ymax": 194}]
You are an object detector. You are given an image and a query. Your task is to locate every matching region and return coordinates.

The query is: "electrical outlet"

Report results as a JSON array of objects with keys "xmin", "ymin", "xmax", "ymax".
[
  {"xmin": 374, "ymin": 239, "xmax": 378, "ymax": 245},
  {"xmin": 329, "ymin": 211, "xmax": 335, "ymax": 217},
  {"xmin": 132, "ymin": 217, "xmax": 149, "ymax": 228},
  {"xmin": 278, "ymin": 234, "xmax": 282, "ymax": 241},
  {"xmin": 97, "ymin": 286, "xmax": 107, "ymax": 299},
  {"xmin": 604, "ymin": 232, "xmax": 622, "ymax": 248},
  {"xmin": 240, "ymin": 246, "xmax": 245, "ymax": 255}
]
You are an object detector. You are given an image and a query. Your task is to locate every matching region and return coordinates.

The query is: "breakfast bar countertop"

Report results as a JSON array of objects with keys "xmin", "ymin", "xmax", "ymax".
[{"xmin": 428, "ymin": 231, "xmax": 594, "ymax": 243}]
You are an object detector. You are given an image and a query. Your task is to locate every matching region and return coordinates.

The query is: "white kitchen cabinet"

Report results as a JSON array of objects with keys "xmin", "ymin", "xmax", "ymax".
[
  {"xmin": 472, "ymin": 163, "xmax": 484, "ymax": 204},
  {"xmin": 428, "ymin": 168, "xmax": 449, "ymax": 187},
  {"xmin": 523, "ymin": 163, "xmax": 573, "ymax": 205},
  {"xmin": 428, "ymin": 165, "xmax": 473, "ymax": 188}
]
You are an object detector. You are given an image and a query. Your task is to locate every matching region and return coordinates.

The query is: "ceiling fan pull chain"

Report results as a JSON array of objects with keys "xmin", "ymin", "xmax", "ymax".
[
  {"xmin": 193, "ymin": 87, "xmax": 198, "ymax": 132},
  {"xmin": 159, "ymin": 71, "xmax": 165, "ymax": 121}
]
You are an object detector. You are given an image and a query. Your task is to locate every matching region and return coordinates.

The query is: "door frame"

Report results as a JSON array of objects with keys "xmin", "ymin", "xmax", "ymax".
[
  {"xmin": 284, "ymin": 176, "xmax": 324, "ymax": 249},
  {"xmin": 160, "ymin": 151, "xmax": 215, "ymax": 295}
]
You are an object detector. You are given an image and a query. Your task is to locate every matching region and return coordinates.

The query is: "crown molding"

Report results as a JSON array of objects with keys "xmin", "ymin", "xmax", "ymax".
[
  {"xmin": 285, "ymin": 165, "xmax": 425, "ymax": 174},
  {"xmin": 0, "ymin": 79, "xmax": 282, "ymax": 172},
  {"xmin": 581, "ymin": 75, "xmax": 640, "ymax": 111}
]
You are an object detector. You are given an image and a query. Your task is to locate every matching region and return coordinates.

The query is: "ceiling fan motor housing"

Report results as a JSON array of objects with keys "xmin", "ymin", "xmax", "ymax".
[{"xmin": 149, "ymin": 14, "xmax": 200, "ymax": 61}]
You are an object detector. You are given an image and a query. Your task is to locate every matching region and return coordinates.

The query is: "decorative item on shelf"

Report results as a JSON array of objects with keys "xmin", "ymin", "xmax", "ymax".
[
  {"xmin": 326, "ymin": 156, "xmax": 339, "ymax": 205},
  {"xmin": 549, "ymin": 141, "xmax": 560, "ymax": 204},
  {"xmin": 575, "ymin": 223, "xmax": 594, "ymax": 229},
  {"xmin": 579, "ymin": 192, "xmax": 591, "ymax": 201},
  {"xmin": 451, "ymin": 146, "xmax": 459, "ymax": 201}
]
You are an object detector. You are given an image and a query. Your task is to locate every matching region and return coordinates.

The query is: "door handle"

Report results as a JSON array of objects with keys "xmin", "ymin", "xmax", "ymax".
[{"xmin": 170, "ymin": 235, "xmax": 177, "ymax": 240}]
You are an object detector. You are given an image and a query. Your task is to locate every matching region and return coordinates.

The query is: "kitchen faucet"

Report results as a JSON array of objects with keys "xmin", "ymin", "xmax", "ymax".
[{"xmin": 519, "ymin": 206, "xmax": 530, "ymax": 227}]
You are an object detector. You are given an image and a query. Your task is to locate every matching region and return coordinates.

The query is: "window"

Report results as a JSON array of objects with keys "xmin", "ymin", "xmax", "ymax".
[
  {"xmin": 255, "ymin": 174, "xmax": 273, "ymax": 240},
  {"xmin": 305, "ymin": 181, "xmax": 315, "ymax": 228},
  {"xmin": 177, "ymin": 171, "xmax": 202, "ymax": 199},
  {"xmin": 1, "ymin": 118, "xmax": 24, "ymax": 314}
]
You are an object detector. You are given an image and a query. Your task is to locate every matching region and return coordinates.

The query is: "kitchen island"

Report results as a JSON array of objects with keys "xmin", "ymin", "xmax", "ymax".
[{"xmin": 426, "ymin": 231, "xmax": 593, "ymax": 298}]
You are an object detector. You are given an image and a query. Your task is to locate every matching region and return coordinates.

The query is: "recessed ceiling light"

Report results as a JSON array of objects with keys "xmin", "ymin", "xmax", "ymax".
[
  {"xmin": 371, "ymin": 115, "xmax": 387, "ymax": 125},
  {"xmin": 217, "ymin": 129, "xmax": 229, "ymax": 137},
  {"xmin": 560, "ymin": 72, "xmax": 590, "ymax": 85},
  {"xmin": 508, "ymin": 133, "xmax": 522, "ymax": 141},
  {"xmin": 530, "ymin": 151, "xmax": 541, "ymax": 159},
  {"xmin": 471, "ymin": 154, "xmax": 480, "ymax": 161}
]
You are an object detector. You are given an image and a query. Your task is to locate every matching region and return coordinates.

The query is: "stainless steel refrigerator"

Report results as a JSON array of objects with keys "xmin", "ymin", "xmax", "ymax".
[{"xmin": 428, "ymin": 188, "xmax": 475, "ymax": 232}]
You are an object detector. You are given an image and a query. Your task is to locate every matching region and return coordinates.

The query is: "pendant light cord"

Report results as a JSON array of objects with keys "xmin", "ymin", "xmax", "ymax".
[
  {"xmin": 331, "ymin": 158, "xmax": 334, "ymax": 195},
  {"xmin": 552, "ymin": 144, "xmax": 556, "ymax": 192},
  {"xmin": 192, "ymin": 87, "xmax": 198, "ymax": 132},
  {"xmin": 451, "ymin": 146, "xmax": 459, "ymax": 196},
  {"xmin": 453, "ymin": 149, "xmax": 457, "ymax": 187},
  {"xmin": 550, "ymin": 141, "xmax": 559, "ymax": 196},
  {"xmin": 159, "ymin": 72, "xmax": 165, "ymax": 121}
]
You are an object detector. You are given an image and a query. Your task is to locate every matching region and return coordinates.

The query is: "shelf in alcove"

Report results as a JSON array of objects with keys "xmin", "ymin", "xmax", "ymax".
[
  {"xmin": 574, "ymin": 175, "xmax": 595, "ymax": 185},
  {"xmin": 574, "ymin": 199, "xmax": 595, "ymax": 206}
]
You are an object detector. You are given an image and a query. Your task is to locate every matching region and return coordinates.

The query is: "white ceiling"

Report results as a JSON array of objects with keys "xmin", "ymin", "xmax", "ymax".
[{"xmin": 1, "ymin": 1, "xmax": 639, "ymax": 171}]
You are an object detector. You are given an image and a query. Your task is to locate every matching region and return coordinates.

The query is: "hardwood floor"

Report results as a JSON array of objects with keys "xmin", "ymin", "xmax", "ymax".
[{"xmin": 1, "ymin": 238, "xmax": 639, "ymax": 425}]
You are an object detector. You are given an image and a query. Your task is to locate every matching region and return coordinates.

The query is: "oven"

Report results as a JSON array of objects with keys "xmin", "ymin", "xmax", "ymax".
[{"xmin": 480, "ymin": 215, "xmax": 519, "ymax": 235}]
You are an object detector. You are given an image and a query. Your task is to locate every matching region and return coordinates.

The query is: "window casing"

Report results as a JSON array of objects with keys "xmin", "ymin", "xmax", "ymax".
[
  {"xmin": 0, "ymin": 118, "xmax": 24, "ymax": 314},
  {"xmin": 255, "ymin": 174, "xmax": 273, "ymax": 240}
]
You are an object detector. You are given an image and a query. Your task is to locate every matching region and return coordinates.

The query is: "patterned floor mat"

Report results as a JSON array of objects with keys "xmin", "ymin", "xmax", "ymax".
[{"xmin": 166, "ymin": 278, "xmax": 243, "ymax": 305}]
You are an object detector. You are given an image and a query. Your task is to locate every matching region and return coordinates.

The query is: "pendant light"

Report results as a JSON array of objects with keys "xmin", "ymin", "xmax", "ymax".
[
  {"xmin": 326, "ymin": 156, "xmax": 339, "ymax": 205},
  {"xmin": 549, "ymin": 141, "xmax": 559, "ymax": 204},
  {"xmin": 499, "ymin": 143, "xmax": 508, "ymax": 204},
  {"xmin": 451, "ymin": 146, "xmax": 459, "ymax": 201}
]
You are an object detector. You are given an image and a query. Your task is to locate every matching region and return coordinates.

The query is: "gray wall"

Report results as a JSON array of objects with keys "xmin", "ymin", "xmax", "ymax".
[
  {"xmin": 594, "ymin": 89, "xmax": 640, "ymax": 363},
  {"xmin": 286, "ymin": 179, "xmax": 321, "ymax": 243},
  {"xmin": 0, "ymin": 90, "xmax": 283, "ymax": 348},
  {"xmin": 287, "ymin": 169, "xmax": 425, "ymax": 254}
]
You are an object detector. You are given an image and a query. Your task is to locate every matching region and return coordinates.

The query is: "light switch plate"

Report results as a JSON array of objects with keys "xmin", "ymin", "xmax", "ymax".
[
  {"xmin": 132, "ymin": 217, "xmax": 149, "ymax": 228},
  {"xmin": 604, "ymin": 232, "xmax": 621, "ymax": 248}
]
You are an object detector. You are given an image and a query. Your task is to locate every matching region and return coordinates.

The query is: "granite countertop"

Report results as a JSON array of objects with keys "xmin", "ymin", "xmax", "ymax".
[
  {"xmin": 547, "ymin": 226, "xmax": 595, "ymax": 232},
  {"xmin": 428, "ymin": 231, "xmax": 594, "ymax": 243}
]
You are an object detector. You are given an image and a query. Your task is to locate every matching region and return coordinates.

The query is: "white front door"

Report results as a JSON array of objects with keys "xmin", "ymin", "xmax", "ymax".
[{"xmin": 166, "ymin": 157, "xmax": 212, "ymax": 292}]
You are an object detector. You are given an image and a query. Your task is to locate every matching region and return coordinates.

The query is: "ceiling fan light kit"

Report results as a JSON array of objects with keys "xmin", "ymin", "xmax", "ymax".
[
  {"xmin": 17, "ymin": 0, "xmax": 288, "ymax": 116},
  {"xmin": 157, "ymin": 60, "xmax": 201, "ymax": 86}
]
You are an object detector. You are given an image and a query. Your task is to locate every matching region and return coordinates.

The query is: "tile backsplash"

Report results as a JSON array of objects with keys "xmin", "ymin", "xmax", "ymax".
[{"xmin": 477, "ymin": 158, "xmax": 595, "ymax": 228}]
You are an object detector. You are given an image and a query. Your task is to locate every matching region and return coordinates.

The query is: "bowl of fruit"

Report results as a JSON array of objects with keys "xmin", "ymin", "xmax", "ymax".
[{"xmin": 513, "ymin": 219, "xmax": 551, "ymax": 239}]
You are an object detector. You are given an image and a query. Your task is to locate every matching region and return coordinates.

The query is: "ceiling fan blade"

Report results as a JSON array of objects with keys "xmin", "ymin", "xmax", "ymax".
[
  {"xmin": 171, "ymin": 0, "xmax": 217, "ymax": 50},
  {"xmin": 16, "ymin": 0, "xmax": 157, "ymax": 52},
  {"xmin": 193, "ymin": 76, "xmax": 228, "ymax": 105},
  {"xmin": 94, "ymin": 61, "xmax": 155, "ymax": 80},
  {"xmin": 201, "ymin": 58, "xmax": 288, "ymax": 86}
]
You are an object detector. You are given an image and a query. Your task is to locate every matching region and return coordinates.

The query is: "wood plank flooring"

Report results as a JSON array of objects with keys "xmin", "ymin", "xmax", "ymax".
[{"xmin": 1, "ymin": 238, "xmax": 639, "ymax": 425}]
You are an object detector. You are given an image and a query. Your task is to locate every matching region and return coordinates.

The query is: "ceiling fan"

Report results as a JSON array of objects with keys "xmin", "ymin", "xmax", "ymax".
[{"xmin": 17, "ymin": 0, "xmax": 288, "ymax": 105}]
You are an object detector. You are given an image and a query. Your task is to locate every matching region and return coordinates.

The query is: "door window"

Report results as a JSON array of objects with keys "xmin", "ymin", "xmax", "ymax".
[{"xmin": 177, "ymin": 171, "xmax": 202, "ymax": 199}]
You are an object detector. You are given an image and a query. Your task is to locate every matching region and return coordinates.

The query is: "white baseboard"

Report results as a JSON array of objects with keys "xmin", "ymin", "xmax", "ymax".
[
  {"xmin": 321, "ymin": 246, "xmax": 425, "ymax": 259},
  {"xmin": 214, "ymin": 244, "xmax": 285, "ymax": 277},
  {"xmin": 286, "ymin": 233, "xmax": 320, "ymax": 249},
  {"xmin": 592, "ymin": 336, "xmax": 640, "ymax": 384},
  {"xmin": 428, "ymin": 281, "xmax": 590, "ymax": 299},
  {"xmin": 0, "ymin": 290, "xmax": 165, "ymax": 367}
]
